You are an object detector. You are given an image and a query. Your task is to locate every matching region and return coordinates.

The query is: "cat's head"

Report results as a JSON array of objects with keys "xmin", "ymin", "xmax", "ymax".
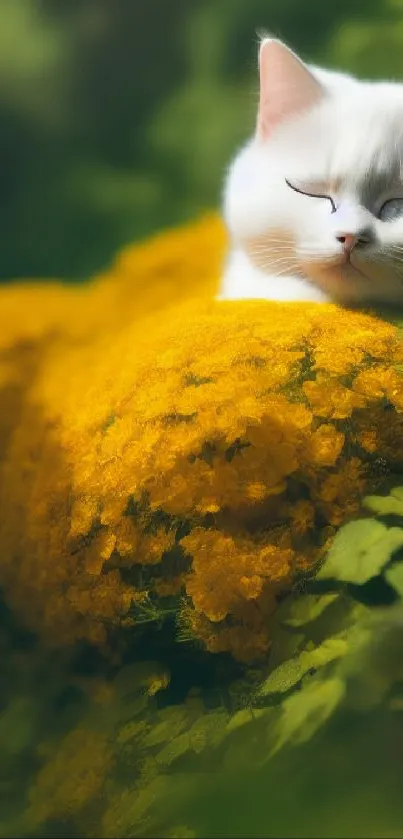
[{"xmin": 224, "ymin": 38, "xmax": 403, "ymax": 305}]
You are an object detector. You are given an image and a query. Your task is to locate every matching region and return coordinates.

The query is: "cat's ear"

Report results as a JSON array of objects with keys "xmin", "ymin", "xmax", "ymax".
[{"xmin": 257, "ymin": 38, "xmax": 325, "ymax": 141}]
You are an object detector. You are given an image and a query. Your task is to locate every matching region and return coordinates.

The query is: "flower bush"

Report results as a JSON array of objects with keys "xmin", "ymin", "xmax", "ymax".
[{"xmin": 2, "ymin": 215, "xmax": 403, "ymax": 661}]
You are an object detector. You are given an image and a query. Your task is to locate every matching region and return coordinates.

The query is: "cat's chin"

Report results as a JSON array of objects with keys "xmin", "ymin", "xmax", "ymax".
[
  {"xmin": 305, "ymin": 261, "xmax": 403, "ymax": 306},
  {"xmin": 302, "ymin": 261, "xmax": 373, "ymax": 304}
]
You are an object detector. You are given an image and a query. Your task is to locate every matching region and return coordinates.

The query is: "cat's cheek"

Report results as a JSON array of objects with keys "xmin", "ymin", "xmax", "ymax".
[{"xmin": 242, "ymin": 230, "xmax": 296, "ymax": 272}]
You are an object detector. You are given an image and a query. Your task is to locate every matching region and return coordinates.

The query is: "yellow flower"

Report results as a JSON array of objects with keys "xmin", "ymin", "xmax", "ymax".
[
  {"xmin": 146, "ymin": 672, "xmax": 170, "ymax": 696},
  {"xmin": 290, "ymin": 500, "xmax": 315, "ymax": 534},
  {"xmin": 357, "ymin": 429, "xmax": 378, "ymax": 454},
  {"xmin": 183, "ymin": 528, "xmax": 293, "ymax": 625},
  {"xmin": 303, "ymin": 375, "xmax": 365, "ymax": 419},
  {"xmin": 154, "ymin": 575, "xmax": 185, "ymax": 597},
  {"xmin": 302, "ymin": 423, "xmax": 344, "ymax": 468},
  {"xmin": 353, "ymin": 365, "xmax": 403, "ymax": 409},
  {"xmin": 1, "ymin": 214, "xmax": 403, "ymax": 660}
]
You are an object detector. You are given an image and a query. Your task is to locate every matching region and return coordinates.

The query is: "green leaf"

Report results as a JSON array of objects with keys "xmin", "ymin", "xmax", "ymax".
[
  {"xmin": 317, "ymin": 519, "xmax": 403, "ymax": 584},
  {"xmin": 280, "ymin": 593, "xmax": 339, "ymax": 627},
  {"xmin": 266, "ymin": 625, "xmax": 306, "ymax": 672},
  {"xmin": 258, "ymin": 658, "xmax": 304, "ymax": 696},
  {"xmin": 258, "ymin": 634, "xmax": 348, "ymax": 697},
  {"xmin": 385, "ymin": 561, "xmax": 403, "ymax": 596},
  {"xmin": 364, "ymin": 487, "xmax": 403, "ymax": 517},
  {"xmin": 266, "ymin": 677, "xmax": 345, "ymax": 758},
  {"xmin": 142, "ymin": 707, "xmax": 189, "ymax": 748},
  {"xmin": 166, "ymin": 826, "xmax": 197, "ymax": 839},
  {"xmin": 225, "ymin": 708, "xmax": 268, "ymax": 733},
  {"xmin": 155, "ymin": 731, "xmax": 191, "ymax": 766},
  {"xmin": 299, "ymin": 635, "xmax": 348, "ymax": 670},
  {"xmin": 0, "ymin": 697, "xmax": 37, "ymax": 755},
  {"xmin": 188, "ymin": 711, "xmax": 228, "ymax": 752}
]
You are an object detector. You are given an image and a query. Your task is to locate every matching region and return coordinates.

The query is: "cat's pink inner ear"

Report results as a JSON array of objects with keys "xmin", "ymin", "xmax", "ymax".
[{"xmin": 257, "ymin": 39, "xmax": 324, "ymax": 141}]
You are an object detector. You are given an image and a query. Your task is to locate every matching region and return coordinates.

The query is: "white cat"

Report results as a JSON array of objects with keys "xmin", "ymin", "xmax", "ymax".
[{"xmin": 219, "ymin": 38, "xmax": 403, "ymax": 305}]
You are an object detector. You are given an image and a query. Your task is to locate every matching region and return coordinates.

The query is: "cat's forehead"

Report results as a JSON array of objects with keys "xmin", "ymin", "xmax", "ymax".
[{"xmin": 293, "ymin": 86, "xmax": 403, "ymax": 193}]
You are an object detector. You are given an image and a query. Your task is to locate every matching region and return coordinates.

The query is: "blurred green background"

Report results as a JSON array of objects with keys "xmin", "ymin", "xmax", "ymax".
[{"xmin": 1, "ymin": 0, "xmax": 403, "ymax": 282}]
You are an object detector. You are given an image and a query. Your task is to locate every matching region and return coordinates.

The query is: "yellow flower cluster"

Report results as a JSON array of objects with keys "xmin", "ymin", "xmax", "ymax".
[{"xmin": 1, "ymin": 214, "xmax": 403, "ymax": 661}]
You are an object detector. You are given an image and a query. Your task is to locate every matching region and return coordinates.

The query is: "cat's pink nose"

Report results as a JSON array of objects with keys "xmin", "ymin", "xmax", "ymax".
[
  {"xmin": 336, "ymin": 230, "xmax": 372, "ymax": 255},
  {"xmin": 336, "ymin": 233, "xmax": 358, "ymax": 255}
]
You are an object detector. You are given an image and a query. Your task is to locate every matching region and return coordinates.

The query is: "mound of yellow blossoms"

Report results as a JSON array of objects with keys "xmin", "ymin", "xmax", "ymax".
[{"xmin": 1, "ymin": 214, "xmax": 403, "ymax": 662}]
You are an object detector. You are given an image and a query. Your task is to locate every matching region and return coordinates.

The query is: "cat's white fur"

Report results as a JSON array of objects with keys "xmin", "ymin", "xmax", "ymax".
[{"xmin": 219, "ymin": 39, "xmax": 403, "ymax": 305}]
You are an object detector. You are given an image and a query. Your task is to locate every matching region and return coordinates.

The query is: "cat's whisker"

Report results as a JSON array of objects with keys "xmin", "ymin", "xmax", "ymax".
[
  {"xmin": 248, "ymin": 243, "xmax": 296, "ymax": 252},
  {"xmin": 248, "ymin": 251, "xmax": 295, "ymax": 261},
  {"xmin": 253, "ymin": 256, "xmax": 303, "ymax": 275},
  {"xmin": 272, "ymin": 265, "xmax": 305, "ymax": 279},
  {"xmin": 256, "ymin": 262, "xmax": 302, "ymax": 275},
  {"xmin": 248, "ymin": 254, "xmax": 298, "ymax": 267},
  {"xmin": 248, "ymin": 246, "xmax": 295, "ymax": 255},
  {"xmin": 298, "ymin": 252, "xmax": 340, "ymax": 264},
  {"xmin": 381, "ymin": 251, "xmax": 403, "ymax": 265}
]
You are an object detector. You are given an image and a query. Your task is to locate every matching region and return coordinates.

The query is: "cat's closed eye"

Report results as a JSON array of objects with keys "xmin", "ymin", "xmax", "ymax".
[
  {"xmin": 285, "ymin": 178, "xmax": 336, "ymax": 213},
  {"xmin": 286, "ymin": 179, "xmax": 403, "ymax": 225}
]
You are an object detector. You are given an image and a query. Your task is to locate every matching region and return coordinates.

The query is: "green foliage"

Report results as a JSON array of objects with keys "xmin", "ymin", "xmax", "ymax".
[
  {"xmin": 258, "ymin": 635, "xmax": 348, "ymax": 696},
  {"xmin": 0, "ymin": 695, "xmax": 37, "ymax": 756},
  {"xmin": 258, "ymin": 656, "xmax": 305, "ymax": 695},
  {"xmin": 385, "ymin": 561, "xmax": 403, "ymax": 595},
  {"xmin": 279, "ymin": 592, "xmax": 339, "ymax": 627},
  {"xmin": 6, "ymin": 487, "xmax": 403, "ymax": 837},
  {"xmin": 317, "ymin": 519, "xmax": 403, "ymax": 584},
  {"xmin": 364, "ymin": 486, "xmax": 403, "ymax": 517},
  {"xmin": 265, "ymin": 677, "xmax": 345, "ymax": 758}
]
